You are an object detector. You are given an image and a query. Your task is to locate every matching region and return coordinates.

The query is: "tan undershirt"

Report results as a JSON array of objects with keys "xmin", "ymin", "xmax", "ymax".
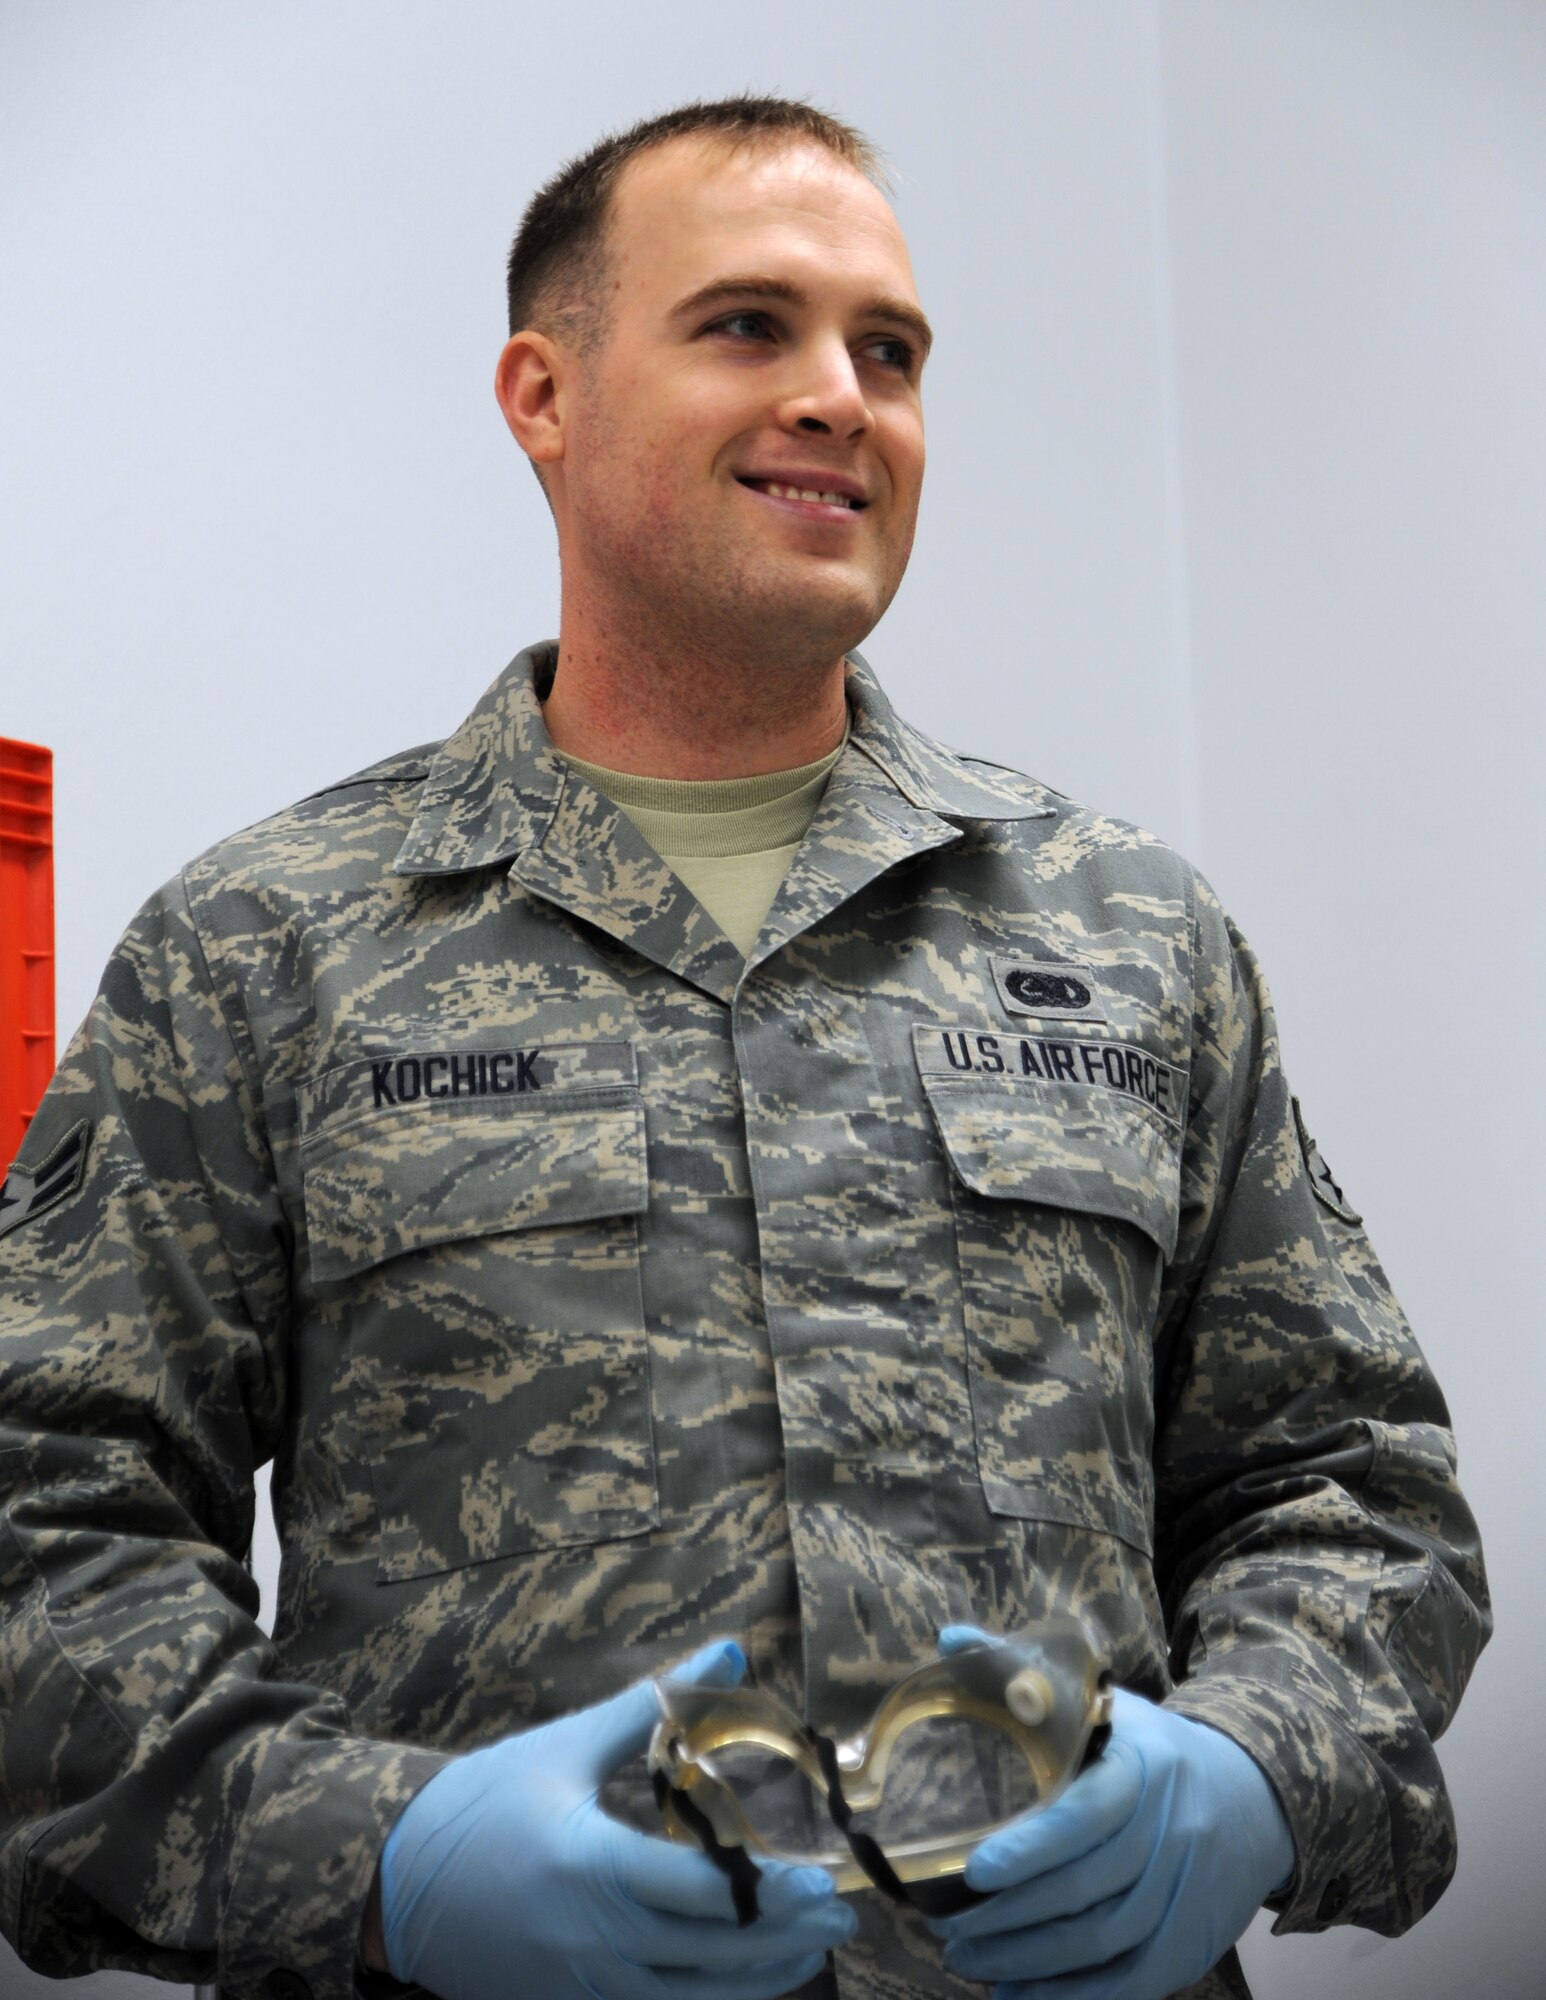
[{"xmin": 557, "ymin": 725, "xmax": 848, "ymax": 958}]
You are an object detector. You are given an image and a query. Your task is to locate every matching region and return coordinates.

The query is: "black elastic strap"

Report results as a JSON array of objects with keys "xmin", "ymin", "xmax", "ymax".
[
  {"xmin": 810, "ymin": 1732, "xmax": 988, "ymax": 1919},
  {"xmin": 1081, "ymin": 1674, "xmax": 1115, "ymax": 1771},
  {"xmin": 653, "ymin": 1769, "xmax": 763, "ymax": 1927}
]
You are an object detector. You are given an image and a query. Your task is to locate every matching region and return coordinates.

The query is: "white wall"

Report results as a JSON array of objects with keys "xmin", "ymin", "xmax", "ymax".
[
  {"xmin": 2, "ymin": 5, "xmax": 1540, "ymax": 1995},
  {"xmin": 1161, "ymin": 9, "xmax": 1546, "ymax": 1993}
]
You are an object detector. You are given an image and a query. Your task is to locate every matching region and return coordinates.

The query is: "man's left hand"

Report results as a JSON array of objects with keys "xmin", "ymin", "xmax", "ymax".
[{"xmin": 929, "ymin": 1628, "xmax": 1294, "ymax": 2000}]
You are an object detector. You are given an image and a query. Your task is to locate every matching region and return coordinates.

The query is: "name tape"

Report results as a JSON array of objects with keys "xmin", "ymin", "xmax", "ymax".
[{"xmin": 301, "ymin": 1041, "xmax": 637, "ymax": 1132}]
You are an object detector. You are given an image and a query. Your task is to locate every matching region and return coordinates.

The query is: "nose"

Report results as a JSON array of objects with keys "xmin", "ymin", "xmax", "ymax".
[{"xmin": 776, "ymin": 334, "xmax": 875, "ymax": 442}]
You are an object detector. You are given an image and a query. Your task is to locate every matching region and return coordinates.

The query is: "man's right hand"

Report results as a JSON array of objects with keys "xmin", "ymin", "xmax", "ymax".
[{"xmin": 373, "ymin": 1639, "xmax": 856, "ymax": 2000}]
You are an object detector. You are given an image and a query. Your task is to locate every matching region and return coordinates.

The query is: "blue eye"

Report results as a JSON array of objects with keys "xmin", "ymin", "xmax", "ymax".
[{"xmin": 866, "ymin": 337, "xmax": 914, "ymax": 370}]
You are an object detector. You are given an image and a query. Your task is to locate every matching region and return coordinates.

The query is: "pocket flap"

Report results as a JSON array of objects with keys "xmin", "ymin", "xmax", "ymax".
[
  {"xmin": 299, "ymin": 1041, "xmax": 647, "ymax": 1282},
  {"xmin": 915, "ymin": 1025, "xmax": 1182, "ymax": 1259}
]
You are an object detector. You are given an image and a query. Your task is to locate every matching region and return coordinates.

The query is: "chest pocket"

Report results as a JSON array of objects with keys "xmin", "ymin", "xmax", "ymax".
[
  {"xmin": 916, "ymin": 1026, "xmax": 1184, "ymax": 1557},
  {"xmin": 299, "ymin": 1041, "xmax": 657, "ymax": 1582}
]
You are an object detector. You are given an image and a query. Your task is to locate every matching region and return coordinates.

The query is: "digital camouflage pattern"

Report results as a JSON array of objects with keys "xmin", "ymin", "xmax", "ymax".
[{"xmin": 0, "ymin": 646, "xmax": 1490, "ymax": 2000}]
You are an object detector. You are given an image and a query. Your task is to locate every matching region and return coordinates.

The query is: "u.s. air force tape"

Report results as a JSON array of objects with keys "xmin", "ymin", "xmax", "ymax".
[
  {"xmin": 915, "ymin": 1026, "xmax": 1184, "ymax": 1128},
  {"xmin": 0, "ymin": 1120, "xmax": 91, "ymax": 1240}
]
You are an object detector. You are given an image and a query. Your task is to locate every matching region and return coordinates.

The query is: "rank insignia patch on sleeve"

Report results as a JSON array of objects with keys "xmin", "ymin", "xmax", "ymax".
[
  {"xmin": 1292, "ymin": 1098, "xmax": 1361, "ymax": 1225},
  {"xmin": 0, "ymin": 1120, "xmax": 92, "ymax": 1240}
]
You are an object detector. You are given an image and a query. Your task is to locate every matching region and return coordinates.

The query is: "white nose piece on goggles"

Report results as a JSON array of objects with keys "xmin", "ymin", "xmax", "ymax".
[{"xmin": 648, "ymin": 1618, "xmax": 1113, "ymax": 1924}]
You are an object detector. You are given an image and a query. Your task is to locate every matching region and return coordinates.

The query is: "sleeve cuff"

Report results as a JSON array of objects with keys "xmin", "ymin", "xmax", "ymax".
[
  {"xmin": 1163, "ymin": 1672, "xmax": 1393, "ymax": 1932},
  {"xmin": 218, "ymin": 1728, "xmax": 452, "ymax": 2000}
]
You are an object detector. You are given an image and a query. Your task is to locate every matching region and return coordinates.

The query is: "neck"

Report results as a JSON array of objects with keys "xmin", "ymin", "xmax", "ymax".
[{"xmin": 541, "ymin": 596, "xmax": 850, "ymax": 780}]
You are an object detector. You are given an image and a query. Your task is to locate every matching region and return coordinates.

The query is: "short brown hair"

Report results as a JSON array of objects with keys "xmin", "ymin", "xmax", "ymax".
[{"xmin": 506, "ymin": 95, "xmax": 885, "ymax": 354}]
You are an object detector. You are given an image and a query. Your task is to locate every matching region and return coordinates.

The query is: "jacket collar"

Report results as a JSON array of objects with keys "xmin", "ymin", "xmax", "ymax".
[
  {"xmin": 394, "ymin": 642, "xmax": 1055, "ymax": 880},
  {"xmin": 392, "ymin": 642, "xmax": 569, "ymax": 876},
  {"xmin": 842, "ymin": 651, "xmax": 1057, "ymax": 823}
]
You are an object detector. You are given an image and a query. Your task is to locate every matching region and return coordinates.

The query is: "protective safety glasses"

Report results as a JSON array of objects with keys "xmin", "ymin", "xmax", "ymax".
[{"xmin": 649, "ymin": 1619, "xmax": 1113, "ymax": 1923}]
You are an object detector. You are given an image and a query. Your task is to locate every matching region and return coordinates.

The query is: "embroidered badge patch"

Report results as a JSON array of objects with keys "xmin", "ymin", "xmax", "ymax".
[
  {"xmin": 0, "ymin": 1120, "xmax": 91, "ymax": 1240},
  {"xmin": 1293, "ymin": 1098, "xmax": 1361, "ymax": 1224},
  {"xmin": 989, "ymin": 956, "xmax": 1107, "ymax": 1024}
]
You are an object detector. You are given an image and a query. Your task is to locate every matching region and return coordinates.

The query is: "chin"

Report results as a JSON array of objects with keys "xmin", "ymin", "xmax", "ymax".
[
  {"xmin": 735, "ymin": 569, "xmax": 888, "ymax": 661},
  {"xmin": 737, "ymin": 602, "xmax": 878, "ymax": 671}
]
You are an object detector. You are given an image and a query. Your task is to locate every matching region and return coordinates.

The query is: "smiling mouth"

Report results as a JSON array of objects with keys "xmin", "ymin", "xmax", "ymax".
[{"xmin": 738, "ymin": 478, "xmax": 867, "ymax": 511}]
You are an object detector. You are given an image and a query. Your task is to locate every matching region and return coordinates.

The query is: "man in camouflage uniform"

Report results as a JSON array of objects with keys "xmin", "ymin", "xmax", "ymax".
[{"xmin": 0, "ymin": 98, "xmax": 1488, "ymax": 2000}]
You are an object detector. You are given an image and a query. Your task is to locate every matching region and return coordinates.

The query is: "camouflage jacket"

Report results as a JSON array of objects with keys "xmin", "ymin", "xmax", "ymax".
[{"xmin": 0, "ymin": 646, "xmax": 1489, "ymax": 2000}]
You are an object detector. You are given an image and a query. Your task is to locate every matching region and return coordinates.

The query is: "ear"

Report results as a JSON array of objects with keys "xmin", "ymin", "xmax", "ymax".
[{"xmin": 495, "ymin": 330, "xmax": 567, "ymax": 471}]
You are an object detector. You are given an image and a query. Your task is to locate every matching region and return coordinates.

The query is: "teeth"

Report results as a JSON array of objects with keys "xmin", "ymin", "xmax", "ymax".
[{"xmin": 763, "ymin": 481, "xmax": 855, "ymax": 507}]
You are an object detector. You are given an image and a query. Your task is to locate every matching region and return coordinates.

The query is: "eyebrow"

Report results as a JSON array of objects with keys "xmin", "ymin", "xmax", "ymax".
[{"xmin": 669, "ymin": 274, "xmax": 934, "ymax": 359}]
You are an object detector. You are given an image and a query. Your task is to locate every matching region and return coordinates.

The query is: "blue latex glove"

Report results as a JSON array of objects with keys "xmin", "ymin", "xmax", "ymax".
[
  {"xmin": 380, "ymin": 1639, "xmax": 856, "ymax": 2000},
  {"xmin": 930, "ymin": 1626, "xmax": 1294, "ymax": 2000}
]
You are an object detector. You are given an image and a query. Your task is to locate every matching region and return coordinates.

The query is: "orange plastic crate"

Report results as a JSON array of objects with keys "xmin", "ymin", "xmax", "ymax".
[{"xmin": 0, "ymin": 738, "xmax": 55, "ymax": 1171}]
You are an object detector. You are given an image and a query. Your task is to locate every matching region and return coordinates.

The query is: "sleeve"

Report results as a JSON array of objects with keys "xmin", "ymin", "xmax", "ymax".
[
  {"xmin": 1150, "ymin": 872, "xmax": 1491, "ymax": 1937},
  {"xmin": 0, "ymin": 873, "xmax": 449, "ymax": 1999}
]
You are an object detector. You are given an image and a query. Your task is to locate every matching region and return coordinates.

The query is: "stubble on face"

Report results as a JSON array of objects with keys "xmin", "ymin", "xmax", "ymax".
[{"xmin": 566, "ymin": 391, "xmax": 834, "ymax": 678}]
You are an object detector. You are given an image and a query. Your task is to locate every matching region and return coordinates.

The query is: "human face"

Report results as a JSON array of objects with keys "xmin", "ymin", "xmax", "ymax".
[{"xmin": 554, "ymin": 136, "xmax": 929, "ymax": 668}]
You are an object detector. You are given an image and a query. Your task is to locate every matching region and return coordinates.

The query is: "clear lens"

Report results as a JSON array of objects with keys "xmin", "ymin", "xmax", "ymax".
[
  {"xmin": 845, "ymin": 1711, "xmax": 1039, "ymax": 1851},
  {"xmin": 651, "ymin": 1620, "xmax": 1110, "ymax": 1890},
  {"xmin": 692, "ymin": 1709, "xmax": 1041, "ymax": 1863},
  {"xmin": 698, "ymin": 1741, "xmax": 831, "ymax": 1859}
]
